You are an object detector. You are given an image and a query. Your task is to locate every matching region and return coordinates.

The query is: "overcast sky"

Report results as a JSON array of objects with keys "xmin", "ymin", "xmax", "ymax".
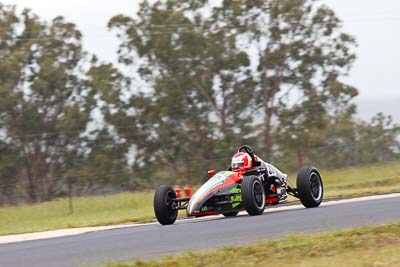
[{"xmin": 3, "ymin": 0, "xmax": 400, "ymax": 120}]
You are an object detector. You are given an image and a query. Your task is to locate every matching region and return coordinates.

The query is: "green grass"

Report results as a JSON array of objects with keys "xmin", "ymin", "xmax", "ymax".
[
  {"xmin": 1, "ymin": 161, "xmax": 400, "ymax": 236},
  {"xmin": 0, "ymin": 192, "xmax": 155, "ymax": 236},
  {"xmin": 318, "ymin": 161, "xmax": 400, "ymax": 198},
  {"xmin": 102, "ymin": 223, "xmax": 400, "ymax": 267}
]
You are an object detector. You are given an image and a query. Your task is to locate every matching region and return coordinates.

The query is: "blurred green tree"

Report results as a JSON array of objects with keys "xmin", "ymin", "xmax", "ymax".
[
  {"xmin": 108, "ymin": 0, "xmax": 364, "ymax": 181},
  {"xmin": 221, "ymin": 0, "xmax": 358, "ymax": 161},
  {"xmin": 108, "ymin": 1, "xmax": 258, "ymax": 184},
  {"xmin": 354, "ymin": 113, "xmax": 400, "ymax": 165},
  {"xmin": 0, "ymin": 5, "xmax": 126, "ymax": 202}
]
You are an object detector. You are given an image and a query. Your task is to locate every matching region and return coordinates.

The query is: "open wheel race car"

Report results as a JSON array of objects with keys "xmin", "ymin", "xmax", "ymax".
[{"xmin": 153, "ymin": 145, "xmax": 323, "ymax": 225}]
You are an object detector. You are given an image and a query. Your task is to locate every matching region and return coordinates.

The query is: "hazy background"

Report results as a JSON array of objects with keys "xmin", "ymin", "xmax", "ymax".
[{"xmin": 4, "ymin": 0, "xmax": 400, "ymax": 122}]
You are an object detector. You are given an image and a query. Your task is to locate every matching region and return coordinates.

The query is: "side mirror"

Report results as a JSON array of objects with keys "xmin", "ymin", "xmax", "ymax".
[{"xmin": 208, "ymin": 170, "xmax": 216, "ymax": 176}]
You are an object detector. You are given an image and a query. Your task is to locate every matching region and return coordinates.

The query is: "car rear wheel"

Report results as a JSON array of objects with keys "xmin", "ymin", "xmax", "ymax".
[
  {"xmin": 296, "ymin": 166, "xmax": 323, "ymax": 208},
  {"xmin": 241, "ymin": 175, "xmax": 265, "ymax": 215},
  {"xmin": 154, "ymin": 185, "xmax": 178, "ymax": 225}
]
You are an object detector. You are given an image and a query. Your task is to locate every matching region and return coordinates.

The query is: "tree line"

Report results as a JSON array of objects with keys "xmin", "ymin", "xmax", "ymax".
[{"xmin": 0, "ymin": 1, "xmax": 399, "ymax": 205}]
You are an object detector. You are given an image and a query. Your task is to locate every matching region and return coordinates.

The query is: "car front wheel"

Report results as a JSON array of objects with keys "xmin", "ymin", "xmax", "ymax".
[
  {"xmin": 296, "ymin": 166, "xmax": 323, "ymax": 208},
  {"xmin": 154, "ymin": 185, "xmax": 178, "ymax": 225},
  {"xmin": 241, "ymin": 175, "xmax": 265, "ymax": 215}
]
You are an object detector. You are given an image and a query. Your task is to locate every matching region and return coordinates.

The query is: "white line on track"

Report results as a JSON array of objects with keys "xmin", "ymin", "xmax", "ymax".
[{"xmin": 1, "ymin": 192, "xmax": 399, "ymax": 244}]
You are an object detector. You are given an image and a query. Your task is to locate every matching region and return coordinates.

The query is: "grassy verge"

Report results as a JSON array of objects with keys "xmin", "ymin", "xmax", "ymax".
[
  {"xmin": 1, "ymin": 161, "xmax": 400, "ymax": 236},
  {"xmin": 0, "ymin": 192, "xmax": 155, "ymax": 236},
  {"xmin": 102, "ymin": 223, "xmax": 400, "ymax": 267},
  {"xmin": 321, "ymin": 160, "xmax": 400, "ymax": 198}
]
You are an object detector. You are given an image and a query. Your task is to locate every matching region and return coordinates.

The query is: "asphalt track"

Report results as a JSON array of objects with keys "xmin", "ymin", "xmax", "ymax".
[{"xmin": 1, "ymin": 194, "xmax": 400, "ymax": 267}]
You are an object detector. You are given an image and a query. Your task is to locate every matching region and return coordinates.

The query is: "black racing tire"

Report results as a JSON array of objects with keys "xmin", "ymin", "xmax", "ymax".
[
  {"xmin": 222, "ymin": 211, "xmax": 239, "ymax": 217},
  {"xmin": 241, "ymin": 175, "xmax": 265, "ymax": 215},
  {"xmin": 153, "ymin": 185, "xmax": 178, "ymax": 225},
  {"xmin": 296, "ymin": 166, "xmax": 323, "ymax": 208}
]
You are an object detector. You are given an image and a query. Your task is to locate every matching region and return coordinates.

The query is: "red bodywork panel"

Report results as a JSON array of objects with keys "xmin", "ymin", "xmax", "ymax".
[
  {"xmin": 194, "ymin": 211, "xmax": 219, "ymax": 217},
  {"xmin": 266, "ymin": 183, "xmax": 279, "ymax": 204},
  {"xmin": 187, "ymin": 172, "xmax": 243, "ymax": 216},
  {"xmin": 266, "ymin": 196, "xmax": 279, "ymax": 204},
  {"xmin": 197, "ymin": 172, "xmax": 242, "ymax": 204},
  {"xmin": 208, "ymin": 170, "xmax": 217, "ymax": 175}
]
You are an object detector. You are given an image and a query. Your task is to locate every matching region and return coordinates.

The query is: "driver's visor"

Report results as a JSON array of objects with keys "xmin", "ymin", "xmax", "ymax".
[{"xmin": 232, "ymin": 162, "xmax": 244, "ymax": 169}]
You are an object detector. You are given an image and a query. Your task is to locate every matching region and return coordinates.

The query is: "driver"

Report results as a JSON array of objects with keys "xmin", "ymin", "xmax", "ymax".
[
  {"xmin": 231, "ymin": 152, "xmax": 253, "ymax": 173},
  {"xmin": 230, "ymin": 146, "xmax": 288, "ymax": 184}
]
